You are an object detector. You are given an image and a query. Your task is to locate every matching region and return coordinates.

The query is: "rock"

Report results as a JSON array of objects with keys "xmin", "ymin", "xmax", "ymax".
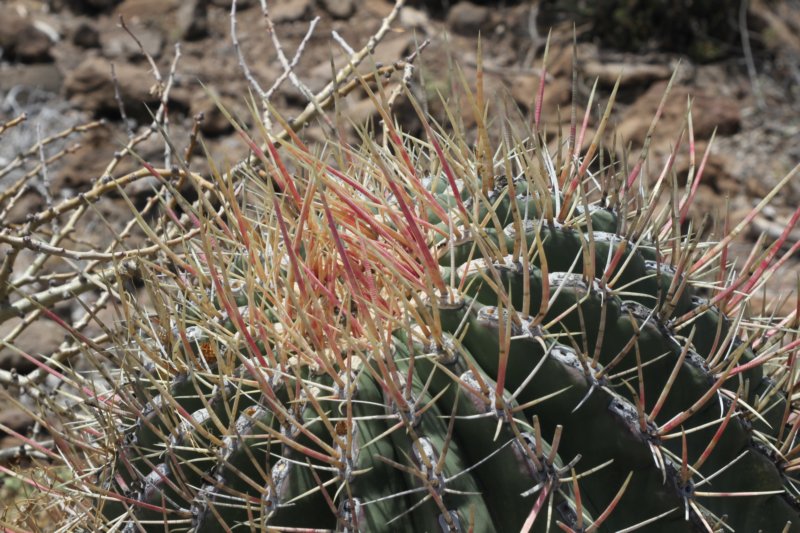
[
  {"xmin": 191, "ymin": 96, "xmax": 235, "ymax": 137},
  {"xmin": 343, "ymin": 96, "xmax": 379, "ymax": 127},
  {"xmin": 365, "ymin": 33, "xmax": 410, "ymax": 69},
  {"xmin": 307, "ymin": 34, "xmax": 410, "ymax": 92},
  {"xmin": 0, "ymin": 8, "xmax": 53, "ymax": 63},
  {"xmin": 673, "ymin": 140, "xmax": 735, "ymax": 193},
  {"xmin": 509, "ymin": 75, "xmax": 571, "ymax": 115},
  {"xmin": 114, "ymin": 0, "xmax": 207, "ymax": 41},
  {"xmin": 63, "ymin": 56, "xmax": 161, "ymax": 119},
  {"xmin": 114, "ymin": 0, "xmax": 176, "ymax": 20},
  {"xmin": 0, "ymin": 64, "xmax": 63, "ymax": 93},
  {"xmin": 0, "ymin": 319, "xmax": 65, "ymax": 374},
  {"xmin": 70, "ymin": 196, "xmax": 142, "ymax": 249},
  {"xmin": 201, "ymin": 135, "xmax": 250, "ymax": 168},
  {"xmin": 74, "ymin": 295, "xmax": 129, "ymax": 341},
  {"xmin": 362, "ymin": 0, "xmax": 394, "ymax": 17},
  {"xmin": 63, "ymin": 0, "xmax": 122, "ymax": 13},
  {"xmin": 15, "ymin": 27, "xmax": 55, "ymax": 63},
  {"xmin": 320, "ymin": 0, "xmax": 355, "ymax": 19},
  {"xmin": 210, "ymin": 0, "xmax": 256, "ymax": 6},
  {"xmin": 72, "ymin": 20, "xmax": 101, "ymax": 49},
  {"xmin": 3, "ymin": 193, "xmax": 44, "ymax": 226},
  {"xmin": 271, "ymin": 0, "xmax": 313, "ymax": 23},
  {"xmin": 0, "ymin": 408, "xmax": 35, "ymax": 436},
  {"xmin": 399, "ymin": 6, "xmax": 430, "ymax": 29},
  {"xmin": 175, "ymin": 0, "xmax": 209, "ymax": 41},
  {"xmin": 503, "ymin": 3, "xmax": 537, "ymax": 39},
  {"xmin": 53, "ymin": 122, "xmax": 134, "ymax": 191},
  {"xmin": 0, "ymin": 406, "xmax": 37, "ymax": 456},
  {"xmin": 446, "ymin": 2, "xmax": 493, "ymax": 36},
  {"xmin": 100, "ymin": 24, "xmax": 164, "ymax": 60},
  {"xmin": 582, "ymin": 61, "xmax": 675, "ymax": 88},
  {"xmin": 618, "ymin": 81, "xmax": 741, "ymax": 147}
]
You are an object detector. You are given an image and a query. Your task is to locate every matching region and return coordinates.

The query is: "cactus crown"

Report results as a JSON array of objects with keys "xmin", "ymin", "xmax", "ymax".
[{"xmin": 6, "ymin": 38, "xmax": 800, "ymax": 533}]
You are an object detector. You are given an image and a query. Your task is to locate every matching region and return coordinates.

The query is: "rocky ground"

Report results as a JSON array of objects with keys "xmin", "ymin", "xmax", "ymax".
[{"xmin": 1, "ymin": 0, "xmax": 800, "ymax": 478}]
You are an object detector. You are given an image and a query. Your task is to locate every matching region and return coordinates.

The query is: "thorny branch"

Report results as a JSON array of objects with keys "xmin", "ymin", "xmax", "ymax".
[
  {"xmin": 0, "ymin": 11, "xmax": 429, "ymax": 509},
  {"xmin": 0, "ymin": 0, "xmax": 415, "ymax": 395}
]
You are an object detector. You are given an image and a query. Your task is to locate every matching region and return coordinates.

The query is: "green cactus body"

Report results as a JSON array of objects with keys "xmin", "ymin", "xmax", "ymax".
[{"xmin": 46, "ymin": 68, "xmax": 800, "ymax": 533}]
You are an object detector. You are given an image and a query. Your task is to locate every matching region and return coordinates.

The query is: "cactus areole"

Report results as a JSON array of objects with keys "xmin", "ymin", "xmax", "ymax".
[{"xmin": 58, "ymin": 72, "xmax": 800, "ymax": 533}]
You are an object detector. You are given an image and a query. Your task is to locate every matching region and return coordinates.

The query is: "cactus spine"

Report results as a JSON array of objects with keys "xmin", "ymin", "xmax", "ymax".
[{"xmin": 16, "ymin": 64, "xmax": 800, "ymax": 533}]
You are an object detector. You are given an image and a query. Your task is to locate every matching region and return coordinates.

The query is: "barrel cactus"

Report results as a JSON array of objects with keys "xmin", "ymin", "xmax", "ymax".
[{"xmin": 19, "ymin": 65, "xmax": 800, "ymax": 532}]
